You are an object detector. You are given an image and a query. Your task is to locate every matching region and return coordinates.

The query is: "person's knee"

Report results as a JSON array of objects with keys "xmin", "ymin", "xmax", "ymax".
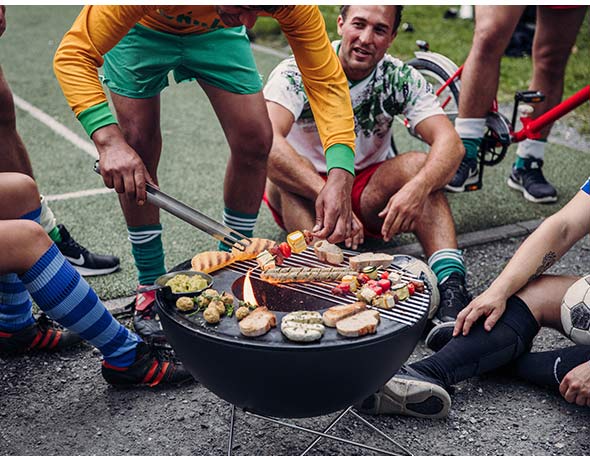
[
  {"xmin": 471, "ymin": 21, "xmax": 512, "ymax": 61},
  {"xmin": 532, "ymin": 47, "xmax": 568, "ymax": 85},
  {"xmin": 230, "ymin": 123, "xmax": 273, "ymax": 166},
  {"xmin": 3, "ymin": 173, "xmax": 39, "ymax": 214}
]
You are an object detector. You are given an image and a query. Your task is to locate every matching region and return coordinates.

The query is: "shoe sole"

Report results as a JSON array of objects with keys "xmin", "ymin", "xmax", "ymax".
[
  {"xmin": 363, "ymin": 376, "xmax": 451, "ymax": 419},
  {"xmin": 506, "ymin": 177, "xmax": 557, "ymax": 204},
  {"xmin": 425, "ymin": 321, "xmax": 456, "ymax": 351},
  {"xmin": 445, "ymin": 173, "xmax": 479, "ymax": 193},
  {"xmin": 71, "ymin": 264, "xmax": 121, "ymax": 277}
]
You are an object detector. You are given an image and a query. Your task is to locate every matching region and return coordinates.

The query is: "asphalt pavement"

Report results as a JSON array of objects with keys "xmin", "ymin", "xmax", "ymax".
[{"xmin": 2, "ymin": 231, "xmax": 589, "ymax": 456}]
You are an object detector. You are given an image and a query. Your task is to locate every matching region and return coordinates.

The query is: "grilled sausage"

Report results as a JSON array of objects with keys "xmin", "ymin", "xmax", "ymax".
[{"xmin": 260, "ymin": 267, "xmax": 357, "ymax": 284}]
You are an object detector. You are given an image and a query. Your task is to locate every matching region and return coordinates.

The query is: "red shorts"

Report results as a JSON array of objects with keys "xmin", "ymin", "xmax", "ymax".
[{"xmin": 263, "ymin": 162, "xmax": 384, "ymax": 237}]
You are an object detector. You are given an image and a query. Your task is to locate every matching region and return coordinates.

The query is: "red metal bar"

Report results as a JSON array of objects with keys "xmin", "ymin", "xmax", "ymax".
[
  {"xmin": 512, "ymin": 85, "xmax": 590, "ymax": 142},
  {"xmin": 435, "ymin": 65, "xmax": 463, "ymax": 97}
]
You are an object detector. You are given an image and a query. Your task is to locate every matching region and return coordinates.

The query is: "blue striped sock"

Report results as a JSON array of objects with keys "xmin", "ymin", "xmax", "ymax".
[
  {"xmin": 219, "ymin": 207, "xmax": 258, "ymax": 252},
  {"xmin": 19, "ymin": 244, "xmax": 141, "ymax": 367},
  {"xmin": 428, "ymin": 248, "xmax": 466, "ymax": 283},
  {"xmin": 0, "ymin": 207, "xmax": 43, "ymax": 332}
]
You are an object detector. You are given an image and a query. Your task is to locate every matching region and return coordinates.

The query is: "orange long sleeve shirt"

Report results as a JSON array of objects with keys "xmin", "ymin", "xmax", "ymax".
[{"xmin": 54, "ymin": 5, "xmax": 356, "ymax": 173}]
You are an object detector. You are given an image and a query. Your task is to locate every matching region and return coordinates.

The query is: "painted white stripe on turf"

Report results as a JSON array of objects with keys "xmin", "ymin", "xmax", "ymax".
[
  {"xmin": 45, "ymin": 188, "xmax": 114, "ymax": 202},
  {"xmin": 12, "ymin": 94, "xmax": 98, "ymax": 159}
]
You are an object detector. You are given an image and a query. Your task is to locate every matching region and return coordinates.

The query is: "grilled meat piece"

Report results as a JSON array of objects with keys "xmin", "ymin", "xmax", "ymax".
[{"xmin": 322, "ymin": 302, "xmax": 367, "ymax": 327}]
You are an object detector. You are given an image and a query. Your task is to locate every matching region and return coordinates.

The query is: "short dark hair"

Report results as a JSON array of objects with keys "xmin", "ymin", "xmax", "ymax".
[{"xmin": 339, "ymin": 5, "xmax": 403, "ymax": 35}]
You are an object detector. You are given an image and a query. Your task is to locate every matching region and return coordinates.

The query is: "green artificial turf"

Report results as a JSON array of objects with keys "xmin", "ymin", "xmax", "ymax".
[{"xmin": 0, "ymin": 6, "xmax": 588, "ymax": 300}]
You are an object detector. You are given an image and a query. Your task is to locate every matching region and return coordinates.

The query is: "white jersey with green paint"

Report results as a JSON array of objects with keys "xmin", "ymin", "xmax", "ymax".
[{"xmin": 264, "ymin": 40, "xmax": 444, "ymax": 174}]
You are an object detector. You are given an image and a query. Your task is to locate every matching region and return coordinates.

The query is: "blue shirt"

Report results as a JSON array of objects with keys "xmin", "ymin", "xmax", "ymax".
[{"xmin": 582, "ymin": 178, "xmax": 590, "ymax": 195}]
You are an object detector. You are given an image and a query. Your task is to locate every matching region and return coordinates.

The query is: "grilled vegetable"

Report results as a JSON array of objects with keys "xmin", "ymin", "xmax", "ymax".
[
  {"xmin": 286, "ymin": 231, "xmax": 307, "ymax": 254},
  {"xmin": 261, "ymin": 267, "xmax": 357, "ymax": 284}
]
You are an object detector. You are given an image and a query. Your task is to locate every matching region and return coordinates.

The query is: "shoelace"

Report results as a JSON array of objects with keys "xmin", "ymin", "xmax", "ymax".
[
  {"xmin": 62, "ymin": 234, "xmax": 89, "ymax": 254},
  {"xmin": 458, "ymin": 159, "xmax": 477, "ymax": 174}
]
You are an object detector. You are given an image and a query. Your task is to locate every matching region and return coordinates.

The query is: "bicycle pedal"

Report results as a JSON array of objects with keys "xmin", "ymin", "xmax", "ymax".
[{"xmin": 464, "ymin": 183, "xmax": 482, "ymax": 192}]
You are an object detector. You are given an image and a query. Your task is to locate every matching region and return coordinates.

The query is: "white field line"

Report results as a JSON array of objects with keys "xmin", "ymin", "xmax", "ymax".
[
  {"xmin": 45, "ymin": 187, "xmax": 114, "ymax": 202},
  {"xmin": 12, "ymin": 94, "xmax": 98, "ymax": 159}
]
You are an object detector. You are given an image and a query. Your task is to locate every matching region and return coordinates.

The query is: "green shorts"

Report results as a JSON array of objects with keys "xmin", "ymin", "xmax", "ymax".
[{"xmin": 103, "ymin": 24, "xmax": 262, "ymax": 98}]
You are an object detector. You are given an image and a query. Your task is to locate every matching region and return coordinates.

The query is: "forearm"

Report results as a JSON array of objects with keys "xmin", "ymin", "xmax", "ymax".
[{"xmin": 267, "ymin": 135, "xmax": 325, "ymax": 200}]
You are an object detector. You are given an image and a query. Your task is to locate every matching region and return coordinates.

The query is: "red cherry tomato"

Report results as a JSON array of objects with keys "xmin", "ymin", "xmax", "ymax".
[
  {"xmin": 357, "ymin": 273, "xmax": 370, "ymax": 284},
  {"xmin": 331, "ymin": 286, "xmax": 344, "ymax": 296},
  {"xmin": 378, "ymin": 279, "xmax": 391, "ymax": 291},
  {"xmin": 380, "ymin": 271, "xmax": 389, "ymax": 280},
  {"xmin": 337, "ymin": 282, "xmax": 351, "ymax": 293},
  {"xmin": 407, "ymin": 282, "xmax": 416, "ymax": 296},
  {"xmin": 278, "ymin": 242, "xmax": 292, "ymax": 259},
  {"xmin": 370, "ymin": 285, "xmax": 383, "ymax": 296}
]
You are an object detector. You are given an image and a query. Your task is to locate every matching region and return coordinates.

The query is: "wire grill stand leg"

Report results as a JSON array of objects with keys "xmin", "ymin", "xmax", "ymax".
[
  {"xmin": 227, "ymin": 404, "xmax": 236, "ymax": 456},
  {"xmin": 226, "ymin": 404, "xmax": 414, "ymax": 456}
]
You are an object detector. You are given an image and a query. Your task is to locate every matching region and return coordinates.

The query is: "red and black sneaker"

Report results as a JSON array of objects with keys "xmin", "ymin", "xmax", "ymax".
[
  {"xmin": 0, "ymin": 314, "xmax": 83, "ymax": 355},
  {"xmin": 132, "ymin": 287, "xmax": 167, "ymax": 344},
  {"xmin": 101, "ymin": 342, "xmax": 193, "ymax": 387}
]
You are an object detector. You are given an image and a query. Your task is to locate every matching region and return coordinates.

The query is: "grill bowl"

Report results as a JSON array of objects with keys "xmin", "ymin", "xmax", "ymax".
[{"xmin": 157, "ymin": 260, "xmax": 429, "ymax": 418}]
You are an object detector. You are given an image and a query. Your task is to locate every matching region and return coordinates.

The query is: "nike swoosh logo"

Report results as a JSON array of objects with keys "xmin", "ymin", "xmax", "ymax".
[{"xmin": 66, "ymin": 254, "xmax": 86, "ymax": 266}]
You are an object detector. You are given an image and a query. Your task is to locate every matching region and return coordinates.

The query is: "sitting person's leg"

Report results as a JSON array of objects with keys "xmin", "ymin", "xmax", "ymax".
[
  {"xmin": 0, "ymin": 173, "xmax": 190, "ymax": 385},
  {"xmin": 359, "ymin": 153, "xmax": 470, "ymax": 329},
  {"xmin": 358, "ymin": 293, "xmax": 540, "ymax": 417}
]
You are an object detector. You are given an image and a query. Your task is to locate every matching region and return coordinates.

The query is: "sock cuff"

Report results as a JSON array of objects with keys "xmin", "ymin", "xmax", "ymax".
[
  {"xmin": 21, "ymin": 207, "xmax": 42, "ymax": 223},
  {"xmin": 19, "ymin": 244, "xmax": 62, "ymax": 287},
  {"xmin": 223, "ymin": 207, "xmax": 258, "ymax": 219},
  {"xmin": 428, "ymin": 249, "xmax": 464, "ymax": 267},
  {"xmin": 516, "ymin": 139, "xmax": 547, "ymax": 160},
  {"xmin": 223, "ymin": 207, "xmax": 258, "ymax": 232},
  {"xmin": 505, "ymin": 294, "xmax": 541, "ymax": 342},
  {"xmin": 128, "ymin": 224, "xmax": 163, "ymax": 245},
  {"xmin": 455, "ymin": 118, "xmax": 487, "ymax": 138}
]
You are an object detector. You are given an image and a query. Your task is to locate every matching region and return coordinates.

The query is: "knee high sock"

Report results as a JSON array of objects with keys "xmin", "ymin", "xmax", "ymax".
[
  {"xmin": 127, "ymin": 224, "xmax": 166, "ymax": 286},
  {"xmin": 428, "ymin": 249, "xmax": 466, "ymax": 283},
  {"xmin": 19, "ymin": 244, "xmax": 141, "ymax": 367},
  {"xmin": 508, "ymin": 346, "xmax": 590, "ymax": 392},
  {"xmin": 0, "ymin": 207, "xmax": 42, "ymax": 332},
  {"xmin": 219, "ymin": 207, "xmax": 258, "ymax": 252},
  {"xmin": 411, "ymin": 295, "xmax": 540, "ymax": 389}
]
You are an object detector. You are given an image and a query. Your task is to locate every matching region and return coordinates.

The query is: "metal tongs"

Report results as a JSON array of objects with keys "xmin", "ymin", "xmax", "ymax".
[{"xmin": 93, "ymin": 160, "xmax": 251, "ymax": 251}]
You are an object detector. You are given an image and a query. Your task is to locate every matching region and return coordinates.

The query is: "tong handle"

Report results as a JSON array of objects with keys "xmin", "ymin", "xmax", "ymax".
[{"xmin": 92, "ymin": 160, "xmax": 250, "ymax": 251}]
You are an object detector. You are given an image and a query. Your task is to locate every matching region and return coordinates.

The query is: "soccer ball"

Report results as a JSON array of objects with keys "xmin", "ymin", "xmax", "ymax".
[
  {"xmin": 561, "ymin": 275, "xmax": 590, "ymax": 345},
  {"xmin": 391, "ymin": 254, "xmax": 439, "ymax": 319}
]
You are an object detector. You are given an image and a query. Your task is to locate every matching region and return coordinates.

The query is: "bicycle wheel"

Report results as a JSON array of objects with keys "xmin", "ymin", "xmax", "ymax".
[{"xmin": 406, "ymin": 58, "xmax": 460, "ymax": 123}]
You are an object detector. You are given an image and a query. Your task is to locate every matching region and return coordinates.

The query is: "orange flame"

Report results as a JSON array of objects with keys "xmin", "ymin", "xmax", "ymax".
[{"xmin": 243, "ymin": 269, "xmax": 259, "ymax": 307}]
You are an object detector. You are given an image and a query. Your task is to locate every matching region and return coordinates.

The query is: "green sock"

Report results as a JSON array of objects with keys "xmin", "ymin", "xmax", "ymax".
[
  {"xmin": 127, "ymin": 224, "xmax": 166, "ymax": 285},
  {"xmin": 514, "ymin": 156, "xmax": 527, "ymax": 169},
  {"xmin": 47, "ymin": 226, "xmax": 62, "ymax": 243},
  {"xmin": 461, "ymin": 138, "xmax": 482, "ymax": 161},
  {"xmin": 428, "ymin": 249, "xmax": 466, "ymax": 283},
  {"xmin": 219, "ymin": 207, "xmax": 258, "ymax": 252}
]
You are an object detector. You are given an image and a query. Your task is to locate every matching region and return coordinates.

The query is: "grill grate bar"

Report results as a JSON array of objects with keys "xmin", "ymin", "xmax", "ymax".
[{"xmin": 225, "ymin": 247, "xmax": 430, "ymax": 326}]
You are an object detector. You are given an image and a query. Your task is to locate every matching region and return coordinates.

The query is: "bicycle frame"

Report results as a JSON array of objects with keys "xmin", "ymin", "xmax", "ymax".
[{"xmin": 434, "ymin": 64, "xmax": 590, "ymax": 145}]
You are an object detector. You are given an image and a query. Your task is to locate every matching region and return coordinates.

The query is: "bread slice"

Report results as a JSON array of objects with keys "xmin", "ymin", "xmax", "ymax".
[
  {"xmin": 322, "ymin": 301, "xmax": 367, "ymax": 327},
  {"xmin": 349, "ymin": 252, "xmax": 393, "ymax": 272},
  {"xmin": 313, "ymin": 240, "xmax": 344, "ymax": 265},
  {"xmin": 336, "ymin": 309, "xmax": 380, "ymax": 338},
  {"xmin": 232, "ymin": 238, "xmax": 277, "ymax": 262},
  {"xmin": 191, "ymin": 250, "xmax": 235, "ymax": 273},
  {"xmin": 239, "ymin": 306, "xmax": 277, "ymax": 338}
]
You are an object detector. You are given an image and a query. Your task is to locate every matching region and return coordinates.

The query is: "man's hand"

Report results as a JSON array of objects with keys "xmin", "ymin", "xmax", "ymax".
[
  {"xmin": 346, "ymin": 212, "xmax": 364, "ymax": 250},
  {"xmin": 92, "ymin": 125, "xmax": 155, "ymax": 206},
  {"xmin": 453, "ymin": 288, "xmax": 509, "ymax": 336},
  {"xmin": 379, "ymin": 181, "xmax": 428, "ymax": 242},
  {"xmin": 313, "ymin": 168, "xmax": 354, "ymax": 244},
  {"xmin": 560, "ymin": 361, "xmax": 590, "ymax": 407},
  {"xmin": 0, "ymin": 6, "xmax": 7, "ymax": 37}
]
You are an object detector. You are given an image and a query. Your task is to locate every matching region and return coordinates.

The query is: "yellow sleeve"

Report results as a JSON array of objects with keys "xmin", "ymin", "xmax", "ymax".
[
  {"xmin": 273, "ymin": 6, "xmax": 356, "ymax": 175},
  {"xmin": 53, "ymin": 5, "xmax": 154, "ymax": 136}
]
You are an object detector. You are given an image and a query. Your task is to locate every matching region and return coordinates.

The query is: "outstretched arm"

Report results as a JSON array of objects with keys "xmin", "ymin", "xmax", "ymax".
[{"xmin": 455, "ymin": 188, "xmax": 590, "ymax": 336}]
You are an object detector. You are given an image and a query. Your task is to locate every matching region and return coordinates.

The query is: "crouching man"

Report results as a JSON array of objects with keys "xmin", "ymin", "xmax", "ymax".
[{"xmin": 263, "ymin": 5, "xmax": 470, "ymax": 345}]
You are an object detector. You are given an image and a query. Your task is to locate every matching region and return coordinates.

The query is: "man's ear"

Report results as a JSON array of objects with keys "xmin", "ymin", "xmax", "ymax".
[{"xmin": 336, "ymin": 15, "xmax": 344, "ymax": 36}]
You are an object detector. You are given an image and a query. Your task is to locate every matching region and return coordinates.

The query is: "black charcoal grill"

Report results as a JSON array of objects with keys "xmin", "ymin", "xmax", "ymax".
[{"xmin": 157, "ymin": 248, "xmax": 430, "ymax": 420}]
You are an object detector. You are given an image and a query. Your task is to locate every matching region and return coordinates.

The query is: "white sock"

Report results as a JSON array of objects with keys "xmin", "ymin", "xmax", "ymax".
[
  {"xmin": 516, "ymin": 139, "xmax": 547, "ymax": 161},
  {"xmin": 455, "ymin": 118, "xmax": 486, "ymax": 139},
  {"xmin": 39, "ymin": 195, "xmax": 57, "ymax": 234}
]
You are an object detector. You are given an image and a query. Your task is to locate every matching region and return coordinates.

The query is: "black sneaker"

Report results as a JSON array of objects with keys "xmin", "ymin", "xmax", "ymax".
[
  {"xmin": 133, "ymin": 287, "xmax": 167, "ymax": 344},
  {"xmin": 55, "ymin": 224, "xmax": 120, "ymax": 277},
  {"xmin": 356, "ymin": 365, "xmax": 451, "ymax": 419},
  {"xmin": 446, "ymin": 157, "xmax": 478, "ymax": 192},
  {"xmin": 0, "ymin": 313, "xmax": 83, "ymax": 355},
  {"xmin": 507, "ymin": 158, "xmax": 557, "ymax": 203},
  {"xmin": 101, "ymin": 342, "xmax": 192, "ymax": 387}
]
